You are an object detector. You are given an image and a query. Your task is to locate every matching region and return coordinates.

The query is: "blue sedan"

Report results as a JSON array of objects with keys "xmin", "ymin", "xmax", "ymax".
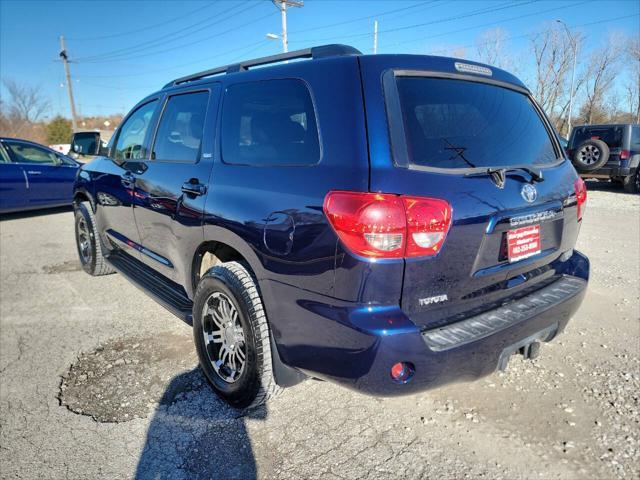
[{"xmin": 0, "ymin": 137, "xmax": 80, "ymax": 214}]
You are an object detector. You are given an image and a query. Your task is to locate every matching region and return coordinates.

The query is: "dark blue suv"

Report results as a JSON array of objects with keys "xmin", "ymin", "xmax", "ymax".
[{"xmin": 73, "ymin": 45, "xmax": 590, "ymax": 408}]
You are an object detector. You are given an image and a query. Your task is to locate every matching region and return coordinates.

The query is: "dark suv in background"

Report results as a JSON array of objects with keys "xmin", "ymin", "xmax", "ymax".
[
  {"xmin": 567, "ymin": 123, "xmax": 640, "ymax": 193},
  {"xmin": 72, "ymin": 45, "xmax": 589, "ymax": 408}
]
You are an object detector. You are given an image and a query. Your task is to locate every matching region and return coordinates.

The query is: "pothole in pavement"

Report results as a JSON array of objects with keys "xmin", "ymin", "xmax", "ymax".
[
  {"xmin": 59, "ymin": 332, "xmax": 204, "ymax": 423},
  {"xmin": 42, "ymin": 260, "xmax": 82, "ymax": 274}
]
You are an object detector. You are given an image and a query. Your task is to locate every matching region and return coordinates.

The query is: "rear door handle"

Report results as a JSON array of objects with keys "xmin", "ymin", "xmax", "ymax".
[
  {"xmin": 121, "ymin": 172, "xmax": 135, "ymax": 188},
  {"xmin": 181, "ymin": 181, "xmax": 207, "ymax": 196}
]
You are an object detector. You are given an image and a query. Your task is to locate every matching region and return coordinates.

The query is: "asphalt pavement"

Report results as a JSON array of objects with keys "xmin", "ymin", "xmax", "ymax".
[{"xmin": 1, "ymin": 186, "xmax": 638, "ymax": 479}]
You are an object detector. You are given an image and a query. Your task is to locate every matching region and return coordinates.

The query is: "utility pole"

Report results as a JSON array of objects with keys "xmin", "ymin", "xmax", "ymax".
[
  {"xmin": 59, "ymin": 35, "xmax": 78, "ymax": 132},
  {"xmin": 272, "ymin": 0, "xmax": 303, "ymax": 53},
  {"xmin": 373, "ymin": 20, "xmax": 378, "ymax": 54}
]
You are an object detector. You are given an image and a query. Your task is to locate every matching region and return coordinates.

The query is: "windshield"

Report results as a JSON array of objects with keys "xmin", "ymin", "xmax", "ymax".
[{"xmin": 394, "ymin": 77, "xmax": 558, "ymax": 169}]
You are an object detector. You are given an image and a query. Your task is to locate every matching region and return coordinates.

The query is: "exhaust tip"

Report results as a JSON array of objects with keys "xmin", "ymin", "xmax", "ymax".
[{"xmin": 519, "ymin": 341, "xmax": 541, "ymax": 360}]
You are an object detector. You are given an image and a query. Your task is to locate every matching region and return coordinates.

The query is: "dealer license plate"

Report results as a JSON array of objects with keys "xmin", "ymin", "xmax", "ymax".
[{"xmin": 507, "ymin": 225, "xmax": 541, "ymax": 262}]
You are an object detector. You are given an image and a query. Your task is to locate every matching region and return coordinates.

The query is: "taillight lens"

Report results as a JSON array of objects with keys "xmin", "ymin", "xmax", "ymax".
[
  {"xmin": 620, "ymin": 149, "xmax": 630, "ymax": 160},
  {"xmin": 403, "ymin": 196, "xmax": 452, "ymax": 257},
  {"xmin": 574, "ymin": 178, "xmax": 587, "ymax": 221},
  {"xmin": 323, "ymin": 192, "xmax": 405, "ymax": 258},
  {"xmin": 323, "ymin": 191, "xmax": 452, "ymax": 259}
]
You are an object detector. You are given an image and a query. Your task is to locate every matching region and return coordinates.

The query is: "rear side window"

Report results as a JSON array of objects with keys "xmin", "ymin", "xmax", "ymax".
[
  {"xmin": 221, "ymin": 79, "xmax": 320, "ymax": 166},
  {"xmin": 153, "ymin": 91, "xmax": 209, "ymax": 163},
  {"xmin": 393, "ymin": 77, "xmax": 557, "ymax": 169},
  {"xmin": 571, "ymin": 126, "xmax": 624, "ymax": 149},
  {"xmin": 115, "ymin": 100, "xmax": 157, "ymax": 161}
]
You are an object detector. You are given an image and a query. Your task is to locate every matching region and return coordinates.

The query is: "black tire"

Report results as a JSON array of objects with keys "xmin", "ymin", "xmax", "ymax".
[
  {"xmin": 623, "ymin": 169, "xmax": 640, "ymax": 194},
  {"xmin": 572, "ymin": 139, "xmax": 610, "ymax": 171},
  {"xmin": 74, "ymin": 202, "xmax": 115, "ymax": 276},
  {"xmin": 193, "ymin": 261, "xmax": 282, "ymax": 409}
]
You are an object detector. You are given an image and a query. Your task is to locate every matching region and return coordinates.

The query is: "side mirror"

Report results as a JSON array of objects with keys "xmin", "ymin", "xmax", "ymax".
[{"xmin": 71, "ymin": 131, "xmax": 102, "ymax": 156}]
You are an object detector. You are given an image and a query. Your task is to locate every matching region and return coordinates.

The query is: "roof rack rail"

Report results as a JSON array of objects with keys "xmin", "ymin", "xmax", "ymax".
[{"xmin": 164, "ymin": 44, "xmax": 362, "ymax": 88}]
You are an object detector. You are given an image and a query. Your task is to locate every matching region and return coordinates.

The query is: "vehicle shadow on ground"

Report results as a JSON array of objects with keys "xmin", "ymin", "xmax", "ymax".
[
  {"xmin": 583, "ymin": 179, "xmax": 631, "ymax": 194},
  {"xmin": 135, "ymin": 368, "xmax": 264, "ymax": 480},
  {"xmin": 0, "ymin": 205, "xmax": 72, "ymax": 221}
]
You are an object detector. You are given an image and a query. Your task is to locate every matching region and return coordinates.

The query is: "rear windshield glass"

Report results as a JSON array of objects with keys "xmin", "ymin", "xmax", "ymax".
[
  {"xmin": 394, "ymin": 77, "xmax": 558, "ymax": 169},
  {"xmin": 570, "ymin": 126, "xmax": 624, "ymax": 149}
]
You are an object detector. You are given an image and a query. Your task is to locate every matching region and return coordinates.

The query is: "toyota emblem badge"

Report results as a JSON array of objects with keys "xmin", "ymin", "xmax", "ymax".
[{"xmin": 521, "ymin": 184, "xmax": 538, "ymax": 203}]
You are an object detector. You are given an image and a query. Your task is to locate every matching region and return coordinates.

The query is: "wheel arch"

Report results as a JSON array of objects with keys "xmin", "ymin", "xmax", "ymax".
[
  {"xmin": 73, "ymin": 188, "xmax": 96, "ymax": 212},
  {"xmin": 193, "ymin": 228, "xmax": 307, "ymax": 388},
  {"xmin": 191, "ymin": 227, "xmax": 266, "ymax": 293}
]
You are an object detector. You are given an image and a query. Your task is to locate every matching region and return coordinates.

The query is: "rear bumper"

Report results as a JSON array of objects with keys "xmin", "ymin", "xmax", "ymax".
[
  {"xmin": 266, "ymin": 250, "xmax": 589, "ymax": 395},
  {"xmin": 578, "ymin": 162, "xmax": 636, "ymax": 178}
]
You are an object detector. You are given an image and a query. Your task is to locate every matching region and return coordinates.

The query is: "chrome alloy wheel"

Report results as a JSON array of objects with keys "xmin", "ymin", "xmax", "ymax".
[
  {"xmin": 578, "ymin": 144, "xmax": 601, "ymax": 165},
  {"xmin": 201, "ymin": 292, "xmax": 247, "ymax": 383},
  {"xmin": 76, "ymin": 216, "xmax": 92, "ymax": 265}
]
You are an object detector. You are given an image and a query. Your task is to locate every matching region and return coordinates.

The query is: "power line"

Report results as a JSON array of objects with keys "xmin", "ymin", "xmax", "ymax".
[
  {"xmin": 76, "ymin": 1, "xmax": 258, "ymax": 62},
  {"xmin": 75, "ymin": 80, "xmax": 157, "ymax": 90},
  {"xmin": 424, "ymin": 12, "xmax": 640, "ymax": 56},
  {"xmin": 74, "ymin": 40, "xmax": 271, "ymax": 79},
  {"xmin": 78, "ymin": 2, "xmax": 257, "ymax": 62},
  {"xmin": 66, "ymin": 2, "xmax": 217, "ymax": 42},
  {"xmin": 76, "ymin": 9, "xmax": 275, "ymax": 65},
  {"xmin": 74, "ymin": 41, "xmax": 273, "ymax": 112},
  {"xmin": 288, "ymin": 0, "xmax": 439, "ymax": 34},
  {"xmin": 392, "ymin": 0, "xmax": 591, "ymax": 47},
  {"xmin": 289, "ymin": 0, "xmax": 537, "ymax": 44}
]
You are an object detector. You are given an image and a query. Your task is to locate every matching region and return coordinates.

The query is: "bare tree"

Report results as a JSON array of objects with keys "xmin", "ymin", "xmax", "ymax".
[
  {"xmin": 530, "ymin": 23, "xmax": 583, "ymax": 132},
  {"xmin": 1, "ymin": 79, "xmax": 50, "ymax": 137},
  {"xmin": 475, "ymin": 28, "xmax": 512, "ymax": 71},
  {"xmin": 624, "ymin": 35, "xmax": 640, "ymax": 123},
  {"xmin": 578, "ymin": 35, "xmax": 622, "ymax": 125}
]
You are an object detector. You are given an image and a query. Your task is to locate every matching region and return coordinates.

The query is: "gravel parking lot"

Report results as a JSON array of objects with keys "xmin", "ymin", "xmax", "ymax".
[{"xmin": 1, "ymin": 184, "xmax": 638, "ymax": 480}]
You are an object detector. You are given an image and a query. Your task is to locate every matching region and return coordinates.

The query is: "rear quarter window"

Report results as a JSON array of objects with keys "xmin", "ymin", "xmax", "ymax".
[
  {"xmin": 392, "ymin": 76, "xmax": 558, "ymax": 170},
  {"xmin": 221, "ymin": 79, "xmax": 320, "ymax": 166}
]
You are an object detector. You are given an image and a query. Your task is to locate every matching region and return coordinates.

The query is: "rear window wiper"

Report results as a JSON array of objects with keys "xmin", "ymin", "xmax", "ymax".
[{"xmin": 465, "ymin": 166, "xmax": 544, "ymax": 184}]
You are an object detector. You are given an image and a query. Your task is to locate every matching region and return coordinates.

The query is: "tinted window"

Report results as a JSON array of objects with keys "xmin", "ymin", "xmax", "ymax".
[
  {"xmin": 571, "ymin": 126, "xmax": 624, "ymax": 149},
  {"xmin": 394, "ymin": 77, "xmax": 557, "ymax": 169},
  {"xmin": 0, "ymin": 145, "xmax": 10, "ymax": 163},
  {"xmin": 631, "ymin": 126, "xmax": 640, "ymax": 149},
  {"xmin": 5, "ymin": 142, "xmax": 58, "ymax": 164},
  {"xmin": 57, "ymin": 154, "xmax": 77, "ymax": 166},
  {"xmin": 115, "ymin": 100, "xmax": 157, "ymax": 161},
  {"xmin": 221, "ymin": 79, "xmax": 320, "ymax": 166},
  {"xmin": 72, "ymin": 132, "xmax": 98, "ymax": 155},
  {"xmin": 152, "ymin": 91, "xmax": 209, "ymax": 163}
]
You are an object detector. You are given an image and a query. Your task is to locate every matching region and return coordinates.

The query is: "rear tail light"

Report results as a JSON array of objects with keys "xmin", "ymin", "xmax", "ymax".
[
  {"xmin": 403, "ymin": 196, "xmax": 452, "ymax": 257},
  {"xmin": 620, "ymin": 149, "xmax": 630, "ymax": 160},
  {"xmin": 574, "ymin": 178, "xmax": 587, "ymax": 221},
  {"xmin": 323, "ymin": 191, "xmax": 452, "ymax": 259}
]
